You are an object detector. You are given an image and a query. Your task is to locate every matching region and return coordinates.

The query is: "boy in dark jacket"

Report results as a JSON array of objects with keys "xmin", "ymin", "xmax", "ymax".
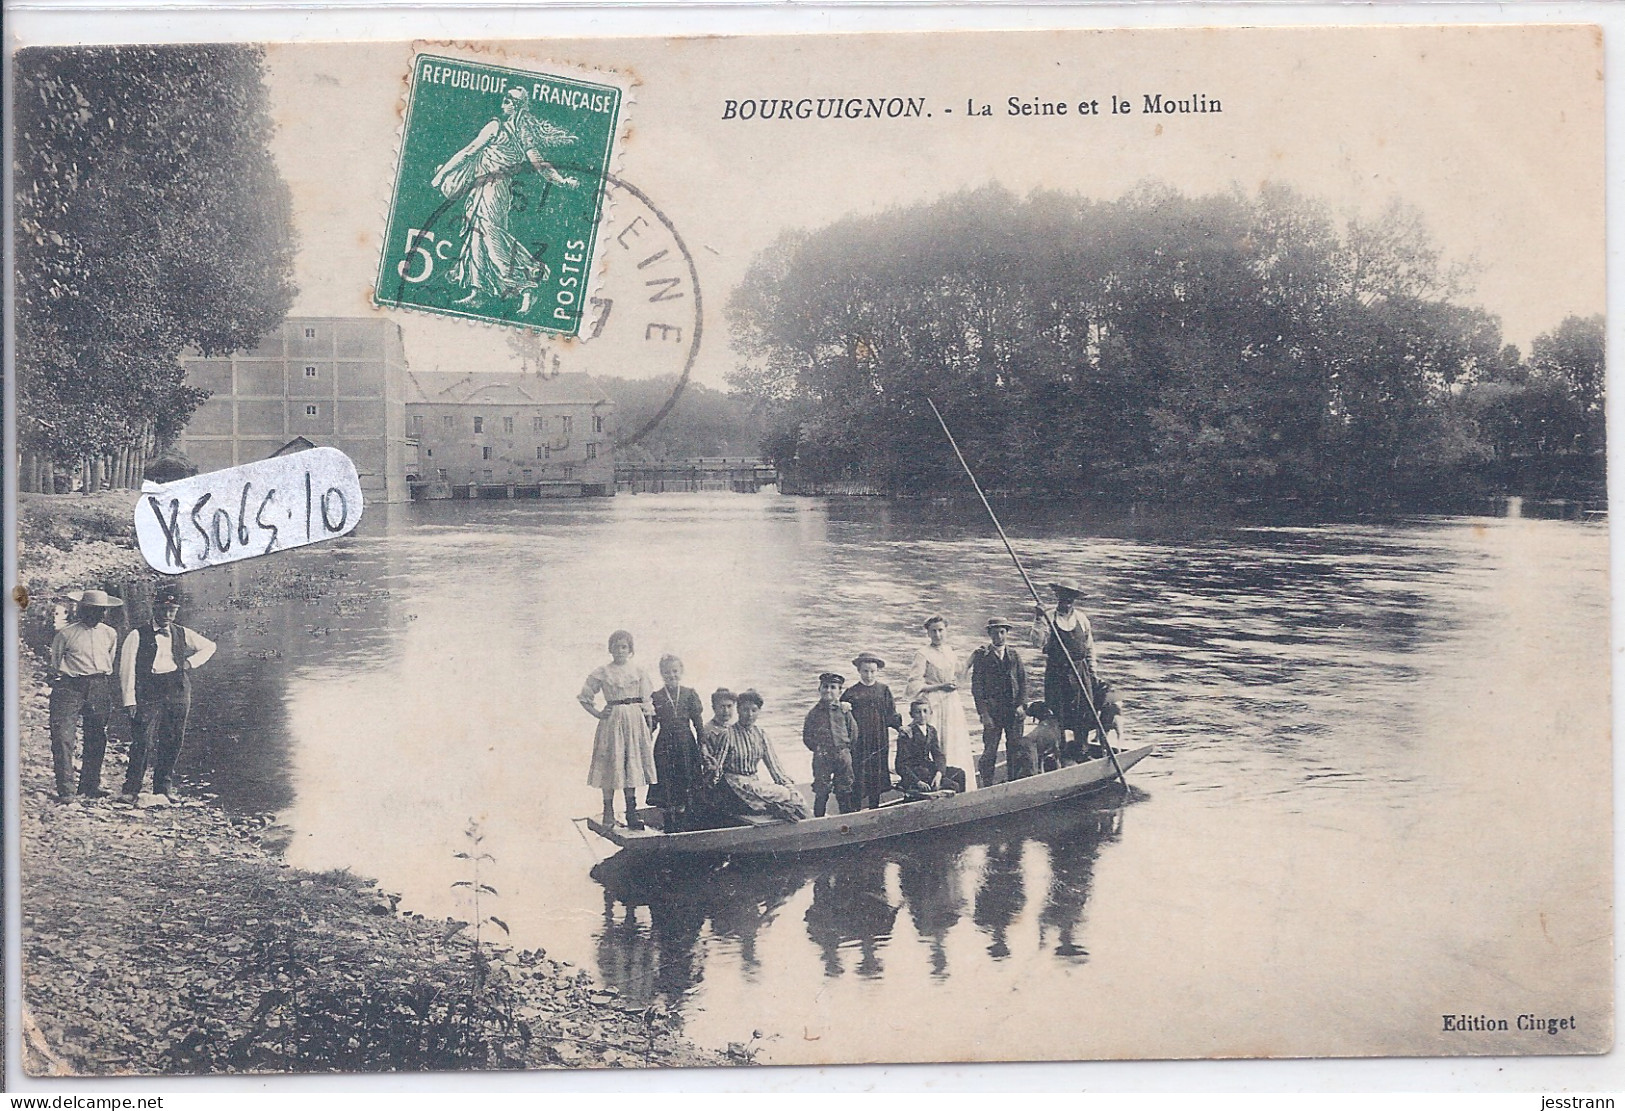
[
  {"xmin": 895, "ymin": 698, "xmax": 951, "ymax": 794},
  {"xmin": 802, "ymin": 671, "xmax": 859, "ymax": 817}
]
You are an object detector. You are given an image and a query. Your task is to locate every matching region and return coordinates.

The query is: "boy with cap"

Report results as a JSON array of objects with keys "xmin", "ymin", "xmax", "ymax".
[
  {"xmin": 802, "ymin": 671, "xmax": 859, "ymax": 817},
  {"xmin": 118, "ymin": 584, "xmax": 216, "ymax": 803},
  {"xmin": 47, "ymin": 588, "xmax": 123, "ymax": 801},
  {"xmin": 970, "ymin": 616, "xmax": 1031, "ymax": 785}
]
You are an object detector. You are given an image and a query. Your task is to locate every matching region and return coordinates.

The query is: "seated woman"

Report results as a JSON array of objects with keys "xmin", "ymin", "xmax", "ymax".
[{"xmin": 701, "ymin": 689, "xmax": 811, "ymax": 822}]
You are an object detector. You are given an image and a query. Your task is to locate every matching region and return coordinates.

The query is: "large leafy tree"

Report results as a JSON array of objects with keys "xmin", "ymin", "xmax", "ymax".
[
  {"xmin": 14, "ymin": 45, "xmax": 296, "ymax": 484},
  {"xmin": 1460, "ymin": 315, "xmax": 1606, "ymax": 497},
  {"xmin": 1529, "ymin": 314, "xmax": 1606, "ymax": 454},
  {"xmin": 728, "ymin": 183, "xmax": 1504, "ymax": 509}
]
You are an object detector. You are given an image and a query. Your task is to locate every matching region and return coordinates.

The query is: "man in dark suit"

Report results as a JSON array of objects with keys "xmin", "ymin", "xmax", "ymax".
[{"xmin": 970, "ymin": 617, "xmax": 1031, "ymax": 785}]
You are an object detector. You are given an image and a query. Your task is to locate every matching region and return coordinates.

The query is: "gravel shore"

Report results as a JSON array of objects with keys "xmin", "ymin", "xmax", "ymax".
[{"xmin": 17, "ymin": 494, "xmax": 733, "ymax": 1075}]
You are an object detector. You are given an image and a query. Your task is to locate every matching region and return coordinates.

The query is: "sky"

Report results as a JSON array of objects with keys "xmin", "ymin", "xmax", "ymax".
[{"xmin": 267, "ymin": 26, "xmax": 1604, "ymax": 388}]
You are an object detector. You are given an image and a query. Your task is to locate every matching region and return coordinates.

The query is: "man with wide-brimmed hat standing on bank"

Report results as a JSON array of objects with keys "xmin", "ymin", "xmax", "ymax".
[
  {"xmin": 1031, "ymin": 580, "xmax": 1120, "ymax": 765},
  {"xmin": 118, "ymin": 583, "xmax": 216, "ymax": 804},
  {"xmin": 970, "ymin": 617, "xmax": 1030, "ymax": 785},
  {"xmin": 47, "ymin": 588, "xmax": 123, "ymax": 801}
]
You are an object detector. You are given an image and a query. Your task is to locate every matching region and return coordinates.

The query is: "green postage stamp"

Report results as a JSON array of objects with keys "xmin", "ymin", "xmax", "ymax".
[{"xmin": 375, "ymin": 53, "xmax": 624, "ymax": 335}]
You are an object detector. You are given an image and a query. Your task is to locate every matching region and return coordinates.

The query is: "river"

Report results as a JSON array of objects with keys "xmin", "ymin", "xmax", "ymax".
[{"xmin": 168, "ymin": 492, "xmax": 1611, "ymax": 1064}]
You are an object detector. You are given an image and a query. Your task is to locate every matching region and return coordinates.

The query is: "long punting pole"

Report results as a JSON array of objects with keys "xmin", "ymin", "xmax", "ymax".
[{"xmin": 925, "ymin": 399, "xmax": 1128, "ymax": 787}]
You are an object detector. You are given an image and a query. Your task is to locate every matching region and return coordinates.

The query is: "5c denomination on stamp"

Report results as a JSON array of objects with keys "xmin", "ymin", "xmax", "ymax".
[{"xmin": 375, "ymin": 53, "xmax": 624, "ymax": 335}]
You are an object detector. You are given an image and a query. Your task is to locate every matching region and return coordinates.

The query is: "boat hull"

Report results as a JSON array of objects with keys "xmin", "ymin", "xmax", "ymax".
[{"xmin": 584, "ymin": 744, "xmax": 1153, "ymax": 859}]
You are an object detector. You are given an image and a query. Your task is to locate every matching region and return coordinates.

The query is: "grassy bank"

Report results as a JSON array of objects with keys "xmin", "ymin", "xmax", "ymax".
[{"xmin": 16, "ymin": 494, "xmax": 733, "ymax": 1075}]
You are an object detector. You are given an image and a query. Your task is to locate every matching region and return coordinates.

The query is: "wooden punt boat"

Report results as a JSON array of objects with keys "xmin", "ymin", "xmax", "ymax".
[{"xmin": 583, "ymin": 744, "xmax": 1155, "ymax": 859}]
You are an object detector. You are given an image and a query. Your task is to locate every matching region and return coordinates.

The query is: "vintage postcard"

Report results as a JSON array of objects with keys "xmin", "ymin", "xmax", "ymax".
[{"xmin": 7, "ymin": 24, "xmax": 1609, "ymax": 1077}]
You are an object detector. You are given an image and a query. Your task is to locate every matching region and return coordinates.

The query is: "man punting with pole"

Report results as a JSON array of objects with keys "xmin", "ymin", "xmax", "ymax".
[
  {"xmin": 925, "ymin": 399, "xmax": 1129, "ymax": 787},
  {"xmin": 1031, "ymin": 580, "xmax": 1122, "ymax": 766}
]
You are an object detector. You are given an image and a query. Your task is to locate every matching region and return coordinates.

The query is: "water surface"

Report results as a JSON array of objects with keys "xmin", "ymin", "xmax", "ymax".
[{"xmin": 172, "ymin": 493, "xmax": 1612, "ymax": 1062}]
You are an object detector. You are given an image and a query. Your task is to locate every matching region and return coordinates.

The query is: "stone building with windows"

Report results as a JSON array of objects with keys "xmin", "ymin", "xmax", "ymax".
[
  {"xmin": 178, "ymin": 317, "xmax": 415, "ymax": 502},
  {"xmin": 405, "ymin": 371, "xmax": 615, "ymax": 496}
]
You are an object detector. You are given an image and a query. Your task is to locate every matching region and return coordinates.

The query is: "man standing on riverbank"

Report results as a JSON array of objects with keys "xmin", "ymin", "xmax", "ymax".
[
  {"xmin": 118, "ymin": 584, "xmax": 216, "ymax": 804},
  {"xmin": 47, "ymin": 589, "xmax": 123, "ymax": 802}
]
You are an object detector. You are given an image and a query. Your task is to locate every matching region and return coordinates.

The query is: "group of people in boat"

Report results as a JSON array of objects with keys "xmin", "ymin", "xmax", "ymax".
[{"xmin": 578, "ymin": 579, "xmax": 1122, "ymax": 832}]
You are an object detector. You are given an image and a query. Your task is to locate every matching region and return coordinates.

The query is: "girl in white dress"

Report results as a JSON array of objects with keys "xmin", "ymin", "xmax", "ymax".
[
  {"xmin": 906, "ymin": 616, "xmax": 976, "ymax": 789},
  {"xmin": 578, "ymin": 629, "xmax": 658, "ymax": 829}
]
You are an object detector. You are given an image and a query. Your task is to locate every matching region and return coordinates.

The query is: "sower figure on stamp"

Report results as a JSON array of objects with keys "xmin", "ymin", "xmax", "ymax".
[
  {"xmin": 802, "ymin": 671, "xmax": 859, "ymax": 818},
  {"xmin": 970, "ymin": 616, "xmax": 1031, "ymax": 786},
  {"xmin": 841, "ymin": 652, "xmax": 902, "ymax": 810},
  {"xmin": 1030, "ymin": 580, "xmax": 1121, "ymax": 765},
  {"xmin": 118, "ymin": 584, "xmax": 216, "ymax": 804},
  {"xmin": 430, "ymin": 86, "xmax": 578, "ymax": 315},
  {"xmin": 47, "ymin": 589, "xmax": 122, "ymax": 802}
]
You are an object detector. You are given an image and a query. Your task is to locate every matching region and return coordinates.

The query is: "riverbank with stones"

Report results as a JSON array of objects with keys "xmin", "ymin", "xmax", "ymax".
[{"xmin": 17, "ymin": 493, "xmax": 736, "ymax": 1075}]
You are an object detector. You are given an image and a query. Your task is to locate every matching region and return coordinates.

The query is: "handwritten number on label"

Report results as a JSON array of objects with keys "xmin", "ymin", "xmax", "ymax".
[
  {"xmin": 212, "ymin": 507, "xmax": 233, "ymax": 554},
  {"xmin": 321, "ymin": 487, "xmax": 349, "ymax": 533},
  {"xmin": 149, "ymin": 496, "xmax": 184, "ymax": 569},
  {"xmin": 191, "ymin": 494, "xmax": 213, "ymax": 560},
  {"xmin": 135, "ymin": 448, "xmax": 362, "ymax": 574},
  {"xmin": 238, "ymin": 483, "xmax": 253, "ymax": 547},
  {"xmin": 256, "ymin": 488, "xmax": 280, "ymax": 556}
]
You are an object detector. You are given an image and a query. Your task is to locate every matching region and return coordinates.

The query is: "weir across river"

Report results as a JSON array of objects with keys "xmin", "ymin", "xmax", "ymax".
[{"xmin": 613, "ymin": 457, "xmax": 777, "ymax": 494}]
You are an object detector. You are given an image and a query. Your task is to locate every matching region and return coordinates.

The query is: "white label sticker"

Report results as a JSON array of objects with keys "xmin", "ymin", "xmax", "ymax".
[{"xmin": 135, "ymin": 448, "xmax": 364, "ymax": 574}]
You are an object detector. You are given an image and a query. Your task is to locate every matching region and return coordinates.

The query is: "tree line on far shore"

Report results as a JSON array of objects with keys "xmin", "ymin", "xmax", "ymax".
[
  {"xmin": 14, "ymin": 45, "xmax": 295, "ymax": 493},
  {"xmin": 596, "ymin": 376, "xmax": 762, "ymax": 462},
  {"xmin": 727, "ymin": 184, "xmax": 1604, "ymax": 509},
  {"xmin": 13, "ymin": 46, "xmax": 1600, "ymax": 512}
]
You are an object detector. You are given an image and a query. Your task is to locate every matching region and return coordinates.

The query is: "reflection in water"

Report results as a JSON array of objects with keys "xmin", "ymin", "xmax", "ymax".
[
  {"xmin": 804, "ymin": 856, "xmax": 898, "ymax": 979},
  {"xmin": 590, "ymin": 792, "xmax": 1133, "ymax": 1000},
  {"xmin": 896, "ymin": 845, "xmax": 963, "ymax": 978},
  {"xmin": 1037, "ymin": 807, "xmax": 1121, "ymax": 961},
  {"xmin": 973, "ymin": 840, "xmax": 1026, "ymax": 960}
]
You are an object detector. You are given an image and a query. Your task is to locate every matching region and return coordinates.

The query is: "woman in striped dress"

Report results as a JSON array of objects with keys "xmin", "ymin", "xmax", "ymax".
[{"xmin": 701, "ymin": 689, "xmax": 810, "ymax": 822}]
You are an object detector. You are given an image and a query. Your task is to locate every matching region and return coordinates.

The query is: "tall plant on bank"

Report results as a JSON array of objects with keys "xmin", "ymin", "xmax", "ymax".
[
  {"xmin": 13, "ymin": 45, "xmax": 296, "ymax": 491},
  {"xmin": 448, "ymin": 819, "xmax": 510, "ymax": 988}
]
